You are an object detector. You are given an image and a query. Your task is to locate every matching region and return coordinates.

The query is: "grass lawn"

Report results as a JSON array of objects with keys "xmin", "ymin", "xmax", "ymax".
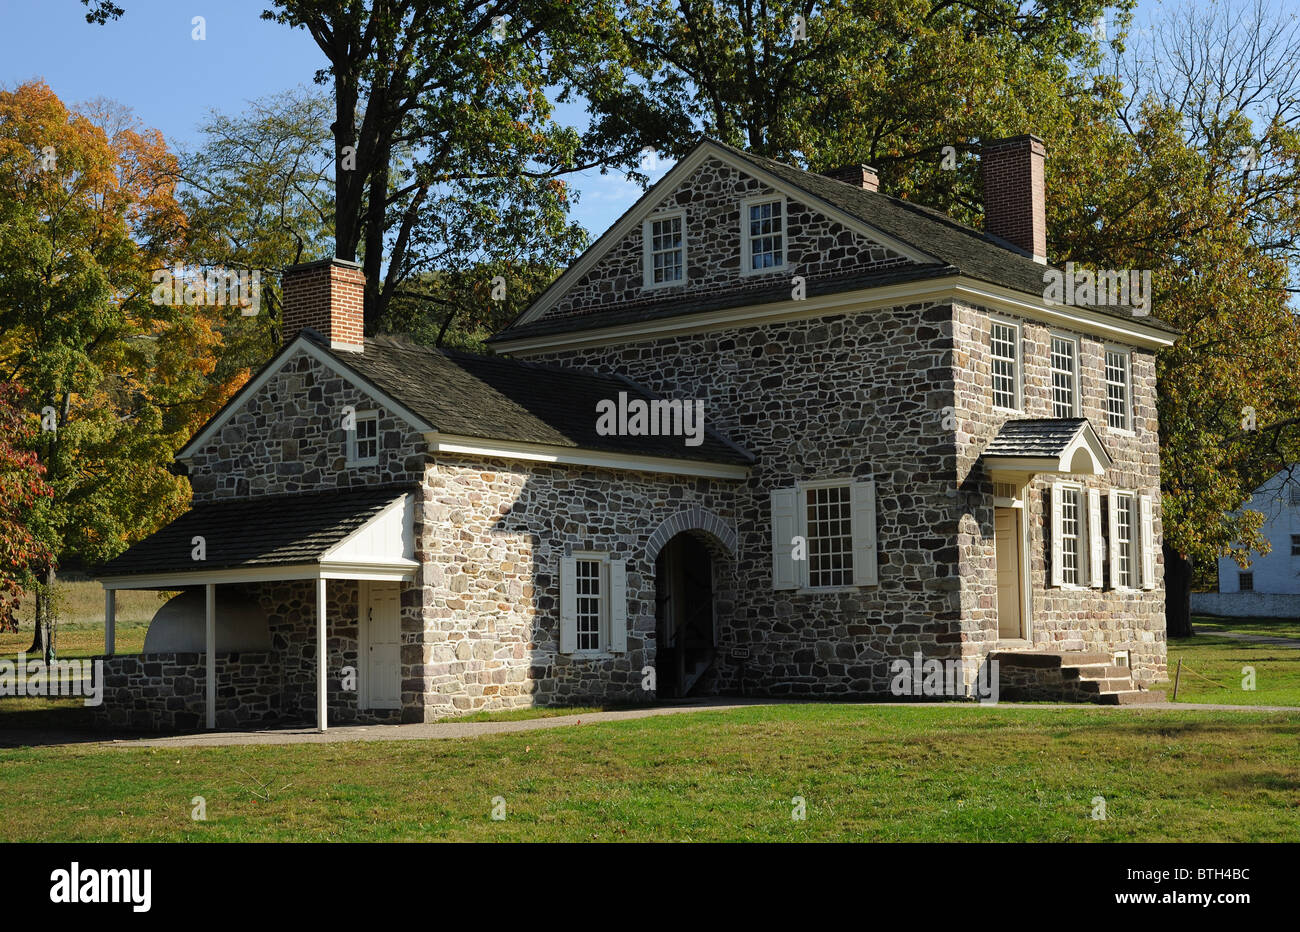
[
  {"xmin": 1167, "ymin": 616, "xmax": 1300, "ymax": 707},
  {"xmin": 1, "ymin": 579, "xmax": 167, "ymax": 661},
  {"xmin": 1193, "ymin": 616, "xmax": 1300, "ymax": 641},
  {"xmin": 0, "ymin": 703, "xmax": 1297, "ymax": 842}
]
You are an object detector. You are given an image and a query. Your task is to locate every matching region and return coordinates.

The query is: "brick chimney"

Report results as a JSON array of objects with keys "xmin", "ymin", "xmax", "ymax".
[
  {"xmin": 822, "ymin": 163, "xmax": 880, "ymax": 193},
  {"xmin": 981, "ymin": 134, "xmax": 1048, "ymax": 264},
  {"xmin": 281, "ymin": 258, "xmax": 365, "ymax": 352}
]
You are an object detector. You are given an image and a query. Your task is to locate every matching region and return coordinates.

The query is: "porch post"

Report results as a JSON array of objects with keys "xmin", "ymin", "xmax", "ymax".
[
  {"xmin": 317, "ymin": 577, "xmax": 328, "ymax": 732},
  {"xmin": 104, "ymin": 589, "xmax": 116, "ymax": 657},
  {"xmin": 205, "ymin": 583, "xmax": 216, "ymax": 730}
]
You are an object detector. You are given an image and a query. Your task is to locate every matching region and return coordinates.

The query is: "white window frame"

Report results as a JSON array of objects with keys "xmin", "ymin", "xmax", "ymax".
[
  {"xmin": 641, "ymin": 209, "xmax": 687, "ymax": 290},
  {"xmin": 1056, "ymin": 482, "xmax": 1085, "ymax": 587},
  {"xmin": 739, "ymin": 195, "xmax": 788, "ymax": 276},
  {"xmin": 1110, "ymin": 490, "xmax": 1139, "ymax": 589},
  {"xmin": 799, "ymin": 478, "xmax": 856, "ymax": 591},
  {"xmin": 347, "ymin": 410, "xmax": 380, "ymax": 467},
  {"xmin": 570, "ymin": 551, "xmax": 609, "ymax": 655},
  {"xmin": 1104, "ymin": 347, "xmax": 1133, "ymax": 433},
  {"xmin": 1049, "ymin": 332, "xmax": 1080, "ymax": 418},
  {"xmin": 772, "ymin": 478, "xmax": 877, "ymax": 592},
  {"xmin": 989, "ymin": 316, "xmax": 1022, "ymax": 412}
]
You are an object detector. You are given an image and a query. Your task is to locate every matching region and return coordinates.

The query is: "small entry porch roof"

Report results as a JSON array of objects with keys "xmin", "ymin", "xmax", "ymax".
[{"xmin": 980, "ymin": 418, "xmax": 1112, "ymax": 481}]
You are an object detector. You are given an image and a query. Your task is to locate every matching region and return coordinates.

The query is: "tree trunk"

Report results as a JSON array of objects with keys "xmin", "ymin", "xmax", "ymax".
[
  {"xmin": 43, "ymin": 563, "xmax": 56, "ymax": 663},
  {"xmin": 1164, "ymin": 543, "xmax": 1194, "ymax": 638},
  {"xmin": 26, "ymin": 587, "xmax": 44, "ymax": 655}
]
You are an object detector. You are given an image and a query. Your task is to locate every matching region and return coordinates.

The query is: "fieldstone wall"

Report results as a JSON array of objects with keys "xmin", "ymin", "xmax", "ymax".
[
  {"xmin": 538, "ymin": 155, "xmax": 913, "ymax": 324},
  {"xmin": 415, "ymin": 455, "xmax": 740, "ymax": 717},
  {"xmin": 530, "ymin": 301, "xmax": 968, "ymax": 699},
  {"xmin": 93, "ymin": 651, "xmax": 279, "ymax": 731},
  {"xmin": 952, "ymin": 302, "xmax": 1166, "ymax": 683},
  {"xmin": 184, "ymin": 347, "xmax": 427, "ymax": 504}
]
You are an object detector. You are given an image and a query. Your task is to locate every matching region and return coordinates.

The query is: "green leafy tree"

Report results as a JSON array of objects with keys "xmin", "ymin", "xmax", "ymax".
[{"xmin": 0, "ymin": 383, "xmax": 56, "ymax": 633}]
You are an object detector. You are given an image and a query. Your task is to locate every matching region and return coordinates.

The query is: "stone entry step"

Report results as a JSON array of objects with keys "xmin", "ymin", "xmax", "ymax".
[{"xmin": 990, "ymin": 649, "xmax": 1162, "ymax": 705}]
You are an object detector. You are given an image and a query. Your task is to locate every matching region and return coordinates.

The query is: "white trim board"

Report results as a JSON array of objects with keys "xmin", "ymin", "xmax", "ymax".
[
  {"xmin": 511, "ymin": 139, "xmax": 939, "ymax": 328},
  {"xmin": 99, "ymin": 559, "xmax": 418, "ymax": 591},
  {"xmin": 176, "ymin": 336, "xmax": 434, "ymax": 463},
  {"xmin": 428, "ymin": 432, "xmax": 750, "ymax": 479},
  {"xmin": 493, "ymin": 275, "xmax": 1177, "ymax": 355}
]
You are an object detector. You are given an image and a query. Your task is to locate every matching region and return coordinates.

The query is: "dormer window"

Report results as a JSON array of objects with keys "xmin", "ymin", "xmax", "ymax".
[
  {"xmin": 741, "ymin": 196, "xmax": 786, "ymax": 273},
  {"xmin": 643, "ymin": 210, "xmax": 686, "ymax": 288}
]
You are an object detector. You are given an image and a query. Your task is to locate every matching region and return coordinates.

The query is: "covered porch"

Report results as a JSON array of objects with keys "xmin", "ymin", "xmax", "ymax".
[{"xmin": 95, "ymin": 488, "xmax": 419, "ymax": 732}]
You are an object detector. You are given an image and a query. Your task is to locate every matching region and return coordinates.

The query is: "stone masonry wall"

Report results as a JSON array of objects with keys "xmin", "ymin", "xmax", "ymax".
[
  {"xmin": 540, "ymin": 155, "xmax": 913, "ymax": 324},
  {"xmin": 529, "ymin": 301, "xmax": 968, "ymax": 699},
  {"xmin": 952, "ymin": 301, "xmax": 1166, "ymax": 683},
  {"xmin": 414, "ymin": 455, "xmax": 740, "ymax": 717}
]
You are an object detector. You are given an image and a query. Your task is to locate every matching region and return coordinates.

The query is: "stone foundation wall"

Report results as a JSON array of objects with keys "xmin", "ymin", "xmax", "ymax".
[{"xmin": 92, "ymin": 651, "xmax": 280, "ymax": 731}]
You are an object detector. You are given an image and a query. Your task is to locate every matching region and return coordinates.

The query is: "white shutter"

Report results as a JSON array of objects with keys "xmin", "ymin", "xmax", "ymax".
[
  {"xmin": 1139, "ymin": 494, "xmax": 1155, "ymax": 590},
  {"xmin": 1108, "ymin": 490, "xmax": 1121, "ymax": 588},
  {"xmin": 1088, "ymin": 488, "xmax": 1104, "ymax": 588},
  {"xmin": 1049, "ymin": 482, "xmax": 1064, "ymax": 587},
  {"xmin": 608, "ymin": 560, "xmax": 628, "ymax": 652},
  {"xmin": 771, "ymin": 488, "xmax": 799, "ymax": 590},
  {"xmin": 851, "ymin": 480, "xmax": 878, "ymax": 586},
  {"xmin": 559, "ymin": 555, "xmax": 576, "ymax": 653}
]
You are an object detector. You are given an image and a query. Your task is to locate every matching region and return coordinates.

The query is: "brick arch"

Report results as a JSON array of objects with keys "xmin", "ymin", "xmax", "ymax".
[{"xmin": 646, "ymin": 507, "xmax": 737, "ymax": 563}]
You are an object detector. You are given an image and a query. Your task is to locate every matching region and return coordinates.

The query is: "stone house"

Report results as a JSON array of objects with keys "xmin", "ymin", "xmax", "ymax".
[{"xmin": 94, "ymin": 135, "xmax": 1177, "ymax": 731}]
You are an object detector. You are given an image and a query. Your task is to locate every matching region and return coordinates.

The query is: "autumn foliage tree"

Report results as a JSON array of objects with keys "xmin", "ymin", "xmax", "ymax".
[
  {"xmin": 0, "ymin": 383, "xmax": 55, "ymax": 633},
  {"xmin": 0, "ymin": 81, "xmax": 243, "ymax": 655}
]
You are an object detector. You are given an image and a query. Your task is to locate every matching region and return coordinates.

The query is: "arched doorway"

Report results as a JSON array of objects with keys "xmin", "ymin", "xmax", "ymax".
[{"xmin": 654, "ymin": 533, "xmax": 716, "ymax": 698}]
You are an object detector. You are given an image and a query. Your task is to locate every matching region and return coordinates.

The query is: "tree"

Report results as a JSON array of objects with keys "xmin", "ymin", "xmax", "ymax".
[
  {"xmin": 0, "ymin": 82, "xmax": 237, "ymax": 656},
  {"xmin": 262, "ymin": 0, "xmax": 618, "ymax": 332},
  {"xmin": 0, "ymin": 383, "xmax": 55, "ymax": 634}
]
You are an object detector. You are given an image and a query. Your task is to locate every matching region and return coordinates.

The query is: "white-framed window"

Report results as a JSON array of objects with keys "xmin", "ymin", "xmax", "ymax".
[
  {"xmin": 1239, "ymin": 571, "xmax": 1254, "ymax": 592},
  {"xmin": 1105, "ymin": 349, "xmax": 1132, "ymax": 431},
  {"xmin": 1059, "ymin": 485, "xmax": 1082, "ymax": 586},
  {"xmin": 642, "ymin": 210, "xmax": 686, "ymax": 288},
  {"xmin": 559, "ymin": 552, "xmax": 627, "ymax": 655},
  {"xmin": 1050, "ymin": 334, "xmax": 1079, "ymax": 418},
  {"xmin": 770, "ymin": 478, "xmax": 878, "ymax": 590},
  {"xmin": 347, "ymin": 410, "xmax": 379, "ymax": 466},
  {"xmin": 1113, "ymin": 491, "xmax": 1138, "ymax": 588},
  {"xmin": 990, "ymin": 318, "xmax": 1021, "ymax": 411},
  {"xmin": 741, "ymin": 196, "xmax": 786, "ymax": 273}
]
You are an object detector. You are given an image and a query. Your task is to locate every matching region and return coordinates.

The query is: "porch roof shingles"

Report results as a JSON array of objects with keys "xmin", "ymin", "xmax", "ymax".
[
  {"xmin": 982, "ymin": 418, "xmax": 1091, "ymax": 459},
  {"xmin": 327, "ymin": 334, "xmax": 754, "ymax": 467},
  {"xmin": 98, "ymin": 486, "xmax": 410, "ymax": 578}
]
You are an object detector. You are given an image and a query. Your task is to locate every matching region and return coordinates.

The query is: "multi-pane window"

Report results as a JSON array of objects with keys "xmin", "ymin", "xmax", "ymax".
[
  {"xmin": 806, "ymin": 484, "xmax": 854, "ymax": 588},
  {"xmin": 349, "ymin": 411, "xmax": 379, "ymax": 465},
  {"xmin": 1114, "ymin": 492, "xmax": 1137, "ymax": 587},
  {"xmin": 1050, "ymin": 336, "xmax": 1078, "ymax": 418},
  {"xmin": 1291, "ymin": 534, "xmax": 1300, "ymax": 556},
  {"xmin": 646, "ymin": 214, "xmax": 684, "ymax": 285},
  {"xmin": 745, "ymin": 199, "xmax": 784, "ymax": 270},
  {"xmin": 991, "ymin": 321, "xmax": 1020, "ymax": 410},
  {"xmin": 1059, "ymin": 487, "xmax": 1082, "ymax": 585},
  {"xmin": 1239, "ymin": 571, "xmax": 1255, "ymax": 592},
  {"xmin": 574, "ymin": 559, "xmax": 603, "ymax": 651},
  {"xmin": 1105, "ymin": 350, "xmax": 1131, "ymax": 430}
]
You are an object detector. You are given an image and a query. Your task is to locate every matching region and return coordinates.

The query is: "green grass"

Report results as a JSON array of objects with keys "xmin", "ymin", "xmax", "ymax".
[
  {"xmin": 2, "ymin": 578, "xmax": 168, "ymax": 661},
  {"xmin": 1167, "ymin": 616, "xmax": 1300, "ymax": 707},
  {"xmin": 439, "ymin": 705, "xmax": 613, "ymax": 723},
  {"xmin": 0, "ymin": 703, "xmax": 1297, "ymax": 842},
  {"xmin": 1193, "ymin": 616, "xmax": 1300, "ymax": 641}
]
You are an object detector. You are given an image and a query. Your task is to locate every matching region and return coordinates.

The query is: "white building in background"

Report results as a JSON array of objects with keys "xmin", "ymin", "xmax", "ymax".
[{"xmin": 1192, "ymin": 467, "xmax": 1300, "ymax": 618}]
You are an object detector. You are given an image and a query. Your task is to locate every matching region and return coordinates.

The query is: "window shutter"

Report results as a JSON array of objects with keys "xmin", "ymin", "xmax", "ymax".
[
  {"xmin": 559, "ymin": 555, "xmax": 576, "ymax": 653},
  {"xmin": 1088, "ymin": 488, "xmax": 1104, "ymax": 588},
  {"xmin": 1049, "ymin": 482, "xmax": 1064, "ymax": 587},
  {"xmin": 771, "ymin": 488, "xmax": 799, "ymax": 590},
  {"xmin": 1139, "ymin": 494, "xmax": 1155, "ymax": 590},
  {"xmin": 608, "ymin": 560, "xmax": 628, "ymax": 652},
  {"xmin": 851, "ymin": 480, "xmax": 879, "ymax": 586},
  {"xmin": 1108, "ymin": 490, "xmax": 1121, "ymax": 588}
]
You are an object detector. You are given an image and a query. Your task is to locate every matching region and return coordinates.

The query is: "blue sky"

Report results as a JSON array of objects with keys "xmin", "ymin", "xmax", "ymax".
[{"xmin": 0, "ymin": 0, "xmax": 664, "ymax": 236}]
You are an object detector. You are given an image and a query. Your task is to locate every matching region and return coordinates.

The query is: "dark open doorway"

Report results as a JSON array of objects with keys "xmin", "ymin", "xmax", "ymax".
[{"xmin": 654, "ymin": 533, "xmax": 716, "ymax": 698}]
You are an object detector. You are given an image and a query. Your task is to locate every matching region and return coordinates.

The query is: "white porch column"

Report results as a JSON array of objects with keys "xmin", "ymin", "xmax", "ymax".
[
  {"xmin": 317, "ymin": 577, "xmax": 328, "ymax": 732},
  {"xmin": 104, "ymin": 589, "xmax": 116, "ymax": 657},
  {"xmin": 205, "ymin": 583, "xmax": 216, "ymax": 730}
]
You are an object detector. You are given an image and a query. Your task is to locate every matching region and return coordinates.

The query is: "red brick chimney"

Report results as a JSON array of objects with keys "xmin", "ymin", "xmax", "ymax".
[
  {"xmin": 822, "ymin": 163, "xmax": 880, "ymax": 193},
  {"xmin": 281, "ymin": 258, "xmax": 365, "ymax": 352},
  {"xmin": 981, "ymin": 135, "xmax": 1048, "ymax": 264}
]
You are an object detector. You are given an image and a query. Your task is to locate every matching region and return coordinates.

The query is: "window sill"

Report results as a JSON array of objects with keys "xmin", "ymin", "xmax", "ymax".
[
  {"xmin": 992, "ymin": 405, "xmax": 1023, "ymax": 416},
  {"xmin": 641, "ymin": 278, "xmax": 685, "ymax": 292},
  {"xmin": 795, "ymin": 586, "xmax": 864, "ymax": 595},
  {"xmin": 346, "ymin": 460, "xmax": 379, "ymax": 468},
  {"xmin": 1106, "ymin": 426, "xmax": 1136, "ymax": 438},
  {"xmin": 739, "ymin": 263, "xmax": 789, "ymax": 278},
  {"xmin": 563, "ymin": 651, "xmax": 618, "ymax": 660}
]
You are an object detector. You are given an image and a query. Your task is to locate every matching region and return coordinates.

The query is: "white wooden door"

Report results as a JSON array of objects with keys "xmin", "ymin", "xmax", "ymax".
[
  {"xmin": 994, "ymin": 508, "xmax": 1023, "ymax": 639},
  {"xmin": 365, "ymin": 583, "xmax": 402, "ymax": 709}
]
